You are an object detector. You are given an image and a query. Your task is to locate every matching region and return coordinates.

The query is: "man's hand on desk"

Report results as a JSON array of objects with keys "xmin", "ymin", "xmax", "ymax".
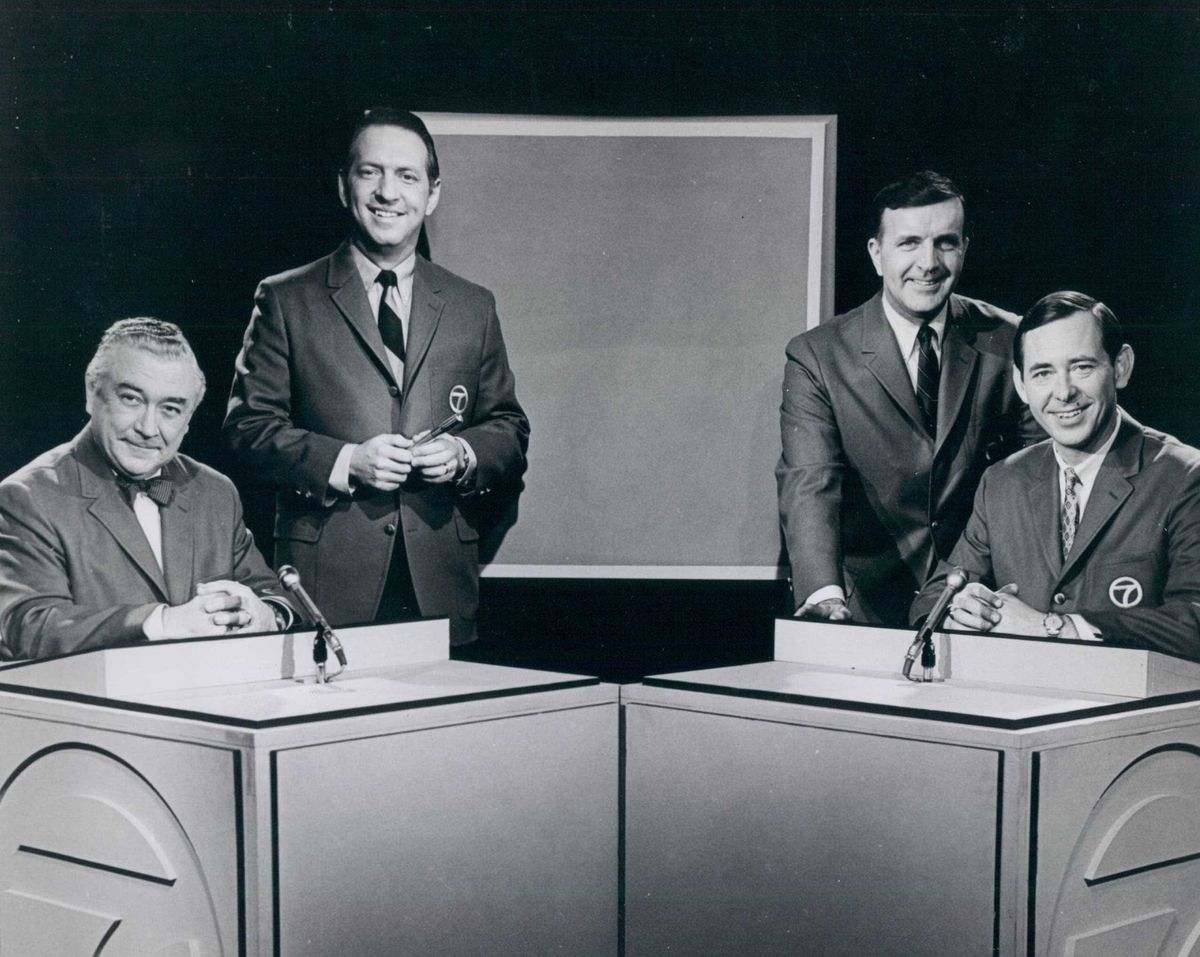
[
  {"xmin": 797, "ymin": 597, "xmax": 852, "ymax": 622},
  {"xmin": 159, "ymin": 580, "xmax": 277, "ymax": 639},
  {"xmin": 946, "ymin": 582, "xmax": 1017, "ymax": 632}
]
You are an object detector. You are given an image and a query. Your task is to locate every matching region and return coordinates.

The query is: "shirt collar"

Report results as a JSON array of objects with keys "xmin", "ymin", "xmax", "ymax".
[
  {"xmin": 1053, "ymin": 413, "xmax": 1121, "ymax": 488},
  {"xmin": 881, "ymin": 294, "xmax": 948, "ymax": 359},
  {"xmin": 349, "ymin": 242, "xmax": 416, "ymax": 292}
]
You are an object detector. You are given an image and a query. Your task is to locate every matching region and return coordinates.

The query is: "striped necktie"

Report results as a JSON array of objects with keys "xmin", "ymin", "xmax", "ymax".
[
  {"xmin": 376, "ymin": 269, "xmax": 406, "ymax": 361},
  {"xmin": 915, "ymin": 323, "xmax": 939, "ymax": 436}
]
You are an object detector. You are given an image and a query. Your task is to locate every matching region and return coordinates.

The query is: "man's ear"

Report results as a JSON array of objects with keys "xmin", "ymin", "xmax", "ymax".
[
  {"xmin": 1012, "ymin": 363, "xmax": 1028, "ymax": 404},
  {"xmin": 425, "ymin": 178, "xmax": 442, "ymax": 217},
  {"xmin": 867, "ymin": 236, "xmax": 883, "ymax": 278},
  {"xmin": 337, "ymin": 172, "xmax": 349, "ymax": 209},
  {"xmin": 1114, "ymin": 343, "xmax": 1135, "ymax": 389}
]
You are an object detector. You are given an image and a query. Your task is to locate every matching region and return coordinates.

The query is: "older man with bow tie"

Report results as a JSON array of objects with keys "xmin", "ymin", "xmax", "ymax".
[{"xmin": 0, "ymin": 318, "xmax": 291, "ymax": 661}]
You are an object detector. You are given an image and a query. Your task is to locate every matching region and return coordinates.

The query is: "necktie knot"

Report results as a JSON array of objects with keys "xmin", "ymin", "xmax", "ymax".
[
  {"xmin": 376, "ymin": 269, "xmax": 398, "ymax": 289},
  {"xmin": 917, "ymin": 323, "xmax": 938, "ymax": 348},
  {"xmin": 117, "ymin": 474, "xmax": 175, "ymax": 508}
]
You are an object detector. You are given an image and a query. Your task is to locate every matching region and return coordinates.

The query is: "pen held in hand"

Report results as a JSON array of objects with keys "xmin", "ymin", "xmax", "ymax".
[{"xmin": 412, "ymin": 412, "xmax": 464, "ymax": 448}]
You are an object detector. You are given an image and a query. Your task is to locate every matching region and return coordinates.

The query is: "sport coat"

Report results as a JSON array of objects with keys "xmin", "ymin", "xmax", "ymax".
[
  {"xmin": 911, "ymin": 413, "xmax": 1200, "ymax": 660},
  {"xmin": 223, "ymin": 243, "xmax": 529, "ymax": 642},
  {"xmin": 777, "ymin": 291, "xmax": 1032, "ymax": 625},
  {"xmin": 0, "ymin": 430, "xmax": 285, "ymax": 661}
]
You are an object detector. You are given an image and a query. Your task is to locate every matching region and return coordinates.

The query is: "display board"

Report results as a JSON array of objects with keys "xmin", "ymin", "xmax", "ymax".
[{"xmin": 423, "ymin": 115, "xmax": 836, "ymax": 577}]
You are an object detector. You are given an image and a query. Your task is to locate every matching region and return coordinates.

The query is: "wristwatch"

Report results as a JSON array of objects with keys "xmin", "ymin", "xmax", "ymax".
[{"xmin": 1042, "ymin": 612, "xmax": 1066, "ymax": 637}]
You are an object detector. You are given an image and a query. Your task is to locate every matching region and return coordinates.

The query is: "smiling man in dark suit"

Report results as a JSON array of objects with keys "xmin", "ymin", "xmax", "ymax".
[
  {"xmin": 0, "ymin": 318, "xmax": 290, "ymax": 661},
  {"xmin": 777, "ymin": 171, "xmax": 1034, "ymax": 626},
  {"xmin": 224, "ymin": 109, "xmax": 529, "ymax": 645},
  {"xmin": 913, "ymin": 292, "xmax": 1200, "ymax": 660}
]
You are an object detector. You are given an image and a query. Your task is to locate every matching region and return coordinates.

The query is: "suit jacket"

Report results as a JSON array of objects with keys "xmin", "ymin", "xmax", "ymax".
[
  {"xmin": 776, "ymin": 291, "xmax": 1032, "ymax": 626},
  {"xmin": 0, "ymin": 430, "xmax": 285, "ymax": 661},
  {"xmin": 911, "ymin": 413, "xmax": 1200, "ymax": 660},
  {"xmin": 223, "ymin": 243, "xmax": 529, "ymax": 642}
]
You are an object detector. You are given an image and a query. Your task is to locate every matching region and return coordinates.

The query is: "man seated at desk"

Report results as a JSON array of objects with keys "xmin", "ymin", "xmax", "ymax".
[
  {"xmin": 0, "ymin": 318, "xmax": 291, "ymax": 661},
  {"xmin": 911, "ymin": 291, "xmax": 1200, "ymax": 660}
]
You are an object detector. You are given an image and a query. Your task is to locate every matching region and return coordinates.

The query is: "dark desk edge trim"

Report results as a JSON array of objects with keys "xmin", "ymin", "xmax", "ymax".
[
  {"xmin": 0, "ymin": 677, "xmax": 602, "ymax": 730},
  {"xmin": 638, "ymin": 677, "xmax": 1200, "ymax": 730}
]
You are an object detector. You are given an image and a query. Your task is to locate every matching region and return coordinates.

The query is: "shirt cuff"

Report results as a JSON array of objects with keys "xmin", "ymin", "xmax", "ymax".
[
  {"xmin": 329, "ymin": 444, "xmax": 357, "ymax": 497},
  {"xmin": 263, "ymin": 597, "xmax": 295, "ymax": 631},
  {"xmin": 796, "ymin": 584, "xmax": 845, "ymax": 615},
  {"xmin": 142, "ymin": 604, "xmax": 169, "ymax": 641},
  {"xmin": 1067, "ymin": 614, "xmax": 1102, "ymax": 641}
]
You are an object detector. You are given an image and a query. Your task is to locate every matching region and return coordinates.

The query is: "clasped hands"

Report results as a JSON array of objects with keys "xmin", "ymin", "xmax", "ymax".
[
  {"xmin": 161, "ymin": 580, "xmax": 276, "ymax": 638},
  {"xmin": 349, "ymin": 432, "xmax": 463, "ymax": 492},
  {"xmin": 945, "ymin": 582, "xmax": 1078, "ymax": 638}
]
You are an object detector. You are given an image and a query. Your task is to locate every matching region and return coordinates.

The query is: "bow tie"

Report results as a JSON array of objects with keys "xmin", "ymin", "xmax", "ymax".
[{"xmin": 116, "ymin": 473, "xmax": 176, "ymax": 507}]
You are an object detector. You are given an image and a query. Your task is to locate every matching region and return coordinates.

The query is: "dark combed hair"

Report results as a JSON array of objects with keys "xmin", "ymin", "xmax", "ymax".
[
  {"xmin": 1014, "ymin": 291, "xmax": 1124, "ymax": 372},
  {"xmin": 342, "ymin": 107, "xmax": 440, "ymax": 181},
  {"xmin": 869, "ymin": 170, "xmax": 967, "ymax": 238}
]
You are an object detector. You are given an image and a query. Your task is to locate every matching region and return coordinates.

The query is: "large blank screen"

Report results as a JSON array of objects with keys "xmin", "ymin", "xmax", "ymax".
[{"xmin": 423, "ymin": 116, "xmax": 835, "ymax": 577}]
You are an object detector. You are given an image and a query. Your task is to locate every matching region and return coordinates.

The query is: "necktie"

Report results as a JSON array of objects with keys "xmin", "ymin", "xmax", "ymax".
[
  {"xmin": 1061, "ymin": 467, "xmax": 1081, "ymax": 560},
  {"xmin": 376, "ymin": 270, "xmax": 406, "ymax": 361},
  {"xmin": 116, "ymin": 474, "xmax": 175, "ymax": 507},
  {"xmin": 915, "ymin": 323, "xmax": 939, "ymax": 436}
]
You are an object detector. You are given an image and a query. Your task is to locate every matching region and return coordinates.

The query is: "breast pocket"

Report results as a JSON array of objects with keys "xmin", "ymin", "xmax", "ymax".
[
  {"xmin": 1084, "ymin": 553, "xmax": 1165, "ymax": 610},
  {"xmin": 428, "ymin": 368, "xmax": 480, "ymax": 425}
]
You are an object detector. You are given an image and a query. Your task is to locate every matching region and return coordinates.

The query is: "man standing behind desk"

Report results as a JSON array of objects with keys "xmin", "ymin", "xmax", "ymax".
[
  {"xmin": 913, "ymin": 292, "xmax": 1200, "ymax": 660},
  {"xmin": 0, "ymin": 319, "xmax": 291, "ymax": 661},
  {"xmin": 224, "ymin": 109, "xmax": 528, "ymax": 645},
  {"xmin": 777, "ymin": 171, "xmax": 1032, "ymax": 626}
]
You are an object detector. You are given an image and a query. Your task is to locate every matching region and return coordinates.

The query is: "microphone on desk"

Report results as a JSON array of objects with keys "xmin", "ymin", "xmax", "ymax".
[
  {"xmin": 277, "ymin": 565, "xmax": 348, "ymax": 672},
  {"xmin": 903, "ymin": 569, "xmax": 966, "ymax": 683}
]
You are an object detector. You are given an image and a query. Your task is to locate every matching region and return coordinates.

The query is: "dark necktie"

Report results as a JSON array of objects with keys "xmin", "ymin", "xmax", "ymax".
[
  {"xmin": 1061, "ymin": 467, "xmax": 1081, "ymax": 560},
  {"xmin": 116, "ymin": 474, "xmax": 175, "ymax": 508},
  {"xmin": 376, "ymin": 270, "xmax": 406, "ymax": 362},
  {"xmin": 915, "ymin": 323, "xmax": 939, "ymax": 436}
]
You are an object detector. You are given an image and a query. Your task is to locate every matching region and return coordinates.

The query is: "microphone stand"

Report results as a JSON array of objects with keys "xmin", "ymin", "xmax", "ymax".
[
  {"xmin": 903, "ymin": 569, "xmax": 966, "ymax": 683},
  {"xmin": 277, "ymin": 565, "xmax": 347, "ymax": 684}
]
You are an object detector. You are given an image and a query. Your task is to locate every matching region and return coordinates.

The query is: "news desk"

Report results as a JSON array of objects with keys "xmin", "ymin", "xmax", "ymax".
[
  {"xmin": 622, "ymin": 621, "xmax": 1200, "ymax": 957},
  {"xmin": 0, "ymin": 621, "xmax": 618, "ymax": 957}
]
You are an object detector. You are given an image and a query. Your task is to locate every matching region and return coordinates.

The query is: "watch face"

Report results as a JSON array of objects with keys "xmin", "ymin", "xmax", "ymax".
[{"xmin": 1044, "ymin": 613, "xmax": 1064, "ymax": 636}]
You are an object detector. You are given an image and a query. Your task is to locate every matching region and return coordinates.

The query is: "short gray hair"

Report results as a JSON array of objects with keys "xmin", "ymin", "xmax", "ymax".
[{"xmin": 85, "ymin": 317, "xmax": 206, "ymax": 405}]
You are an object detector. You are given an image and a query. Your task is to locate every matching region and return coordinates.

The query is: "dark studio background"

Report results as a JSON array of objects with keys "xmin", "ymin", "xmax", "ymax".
[{"xmin": 1, "ymin": 3, "xmax": 1197, "ymax": 681}]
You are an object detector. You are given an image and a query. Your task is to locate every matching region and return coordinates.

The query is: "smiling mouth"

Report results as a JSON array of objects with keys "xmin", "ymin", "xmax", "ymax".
[
  {"xmin": 370, "ymin": 208, "xmax": 402, "ymax": 219},
  {"xmin": 1051, "ymin": 407, "xmax": 1087, "ymax": 422},
  {"xmin": 908, "ymin": 277, "xmax": 944, "ymax": 288}
]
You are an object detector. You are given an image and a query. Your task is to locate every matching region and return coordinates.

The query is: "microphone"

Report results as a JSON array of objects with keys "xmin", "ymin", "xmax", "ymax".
[
  {"xmin": 903, "ymin": 568, "xmax": 966, "ymax": 682},
  {"xmin": 277, "ymin": 565, "xmax": 348, "ymax": 670}
]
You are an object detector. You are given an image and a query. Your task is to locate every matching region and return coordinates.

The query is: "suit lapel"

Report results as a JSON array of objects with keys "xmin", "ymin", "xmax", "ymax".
[
  {"xmin": 1061, "ymin": 415, "xmax": 1139, "ymax": 580},
  {"xmin": 75, "ymin": 434, "xmax": 169, "ymax": 600},
  {"xmin": 860, "ymin": 294, "xmax": 926, "ymax": 437},
  {"xmin": 1021, "ymin": 444, "xmax": 1065, "ymax": 580},
  {"xmin": 402, "ymin": 257, "xmax": 445, "ymax": 398},
  {"xmin": 935, "ymin": 297, "xmax": 981, "ymax": 453},
  {"xmin": 159, "ymin": 459, "xmax": 196, "ymax": 606},
  {"xmin": 327, "ymin": 241, "xmax": 400, "ymax": 388}
]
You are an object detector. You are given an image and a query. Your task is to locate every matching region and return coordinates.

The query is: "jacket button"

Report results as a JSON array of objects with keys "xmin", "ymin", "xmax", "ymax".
[
  {"xmin": 1053, "ymin": 592, "xmax": 1067, "ymax": 605},
  {"xmin": 385, "ymin": 523, "xmax": 397, "ymax": 536},
  {"xmin": 388, "ymin": 385, "xmax": 400, "ymax": 397},
  {"xmin": 930, "ymin": 520, "xmax": 940, "ymax": 529}
]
